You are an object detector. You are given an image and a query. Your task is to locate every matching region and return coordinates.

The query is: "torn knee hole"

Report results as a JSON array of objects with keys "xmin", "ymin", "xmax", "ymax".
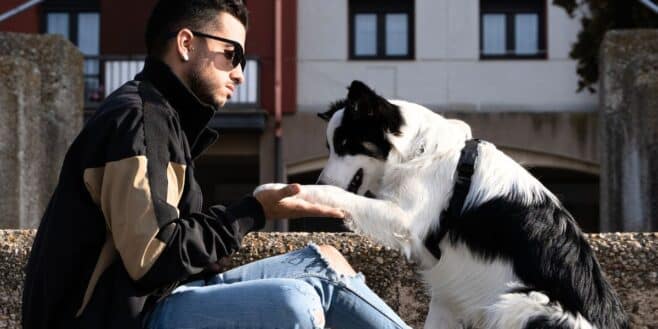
[
  {"xmin": 312, "ymin": 308, "xmax": 325, "ymax": 328},
  {"xmin": 317, "ymin": 245, "xmax": 357, "ymax": 277}
]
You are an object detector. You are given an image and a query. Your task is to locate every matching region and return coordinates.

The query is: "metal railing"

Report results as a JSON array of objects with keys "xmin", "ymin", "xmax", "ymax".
[{"xmin": 83, "ymin": 55, "xmax": 260, "ymax": 108}]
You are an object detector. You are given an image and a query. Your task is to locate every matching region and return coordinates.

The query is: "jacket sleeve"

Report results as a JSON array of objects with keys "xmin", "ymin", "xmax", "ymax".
[{"xmin": 83, "ymin": 105, "xmax": 265, "ymax": 294}]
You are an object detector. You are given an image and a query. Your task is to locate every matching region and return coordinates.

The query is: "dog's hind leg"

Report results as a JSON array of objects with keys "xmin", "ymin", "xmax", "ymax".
[
  {"xmin": 424, "ymin": 298, "xmax": 460, "ymax": 329},
  {"xmin": 476, "ymin": 291, "xmax": 595, "ymax": 329}
]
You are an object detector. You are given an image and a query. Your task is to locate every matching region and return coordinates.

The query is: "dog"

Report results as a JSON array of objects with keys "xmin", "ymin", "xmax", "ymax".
[{"xmin": 256, "ymin": 80, "xmax": 628, "ymax": 329}]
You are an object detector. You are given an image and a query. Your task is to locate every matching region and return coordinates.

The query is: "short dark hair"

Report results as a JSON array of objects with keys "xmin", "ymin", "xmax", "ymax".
[{"xmin": 145, "ymin": 0, "xmax": 248, "ymax": 57}]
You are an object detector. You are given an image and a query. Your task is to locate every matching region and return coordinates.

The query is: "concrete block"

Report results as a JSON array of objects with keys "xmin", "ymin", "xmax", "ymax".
[
  {"xmin": 0, "ymin": 33, "xmax": 84, "ymax": 228},
  {"xmin": 2, "ymin": 231, "xmax": 657, "ymax": 329},
  {"xmin": 599, "ymin": 29, "xmax": 658, "ymax": 232},
  {"xmin": 0, "ymin": 57, "xmax": 43, "ymax": 229}
]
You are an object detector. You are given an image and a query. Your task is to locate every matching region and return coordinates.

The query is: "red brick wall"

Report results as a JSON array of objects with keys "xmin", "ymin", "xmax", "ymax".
[
  {"xmin": 100, "ymin": 0, "xmax": 156, "ymax": 54},
  {"xmin": 0, "ymin": 1, "xmax": 40, "ymax": 33},
  {"xmin": 247, "ymin": 0, "xmax": 297, "ymax": 114}
]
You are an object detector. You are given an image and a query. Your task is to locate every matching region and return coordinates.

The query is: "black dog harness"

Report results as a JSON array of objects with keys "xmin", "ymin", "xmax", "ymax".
[{"xmin": 423, "ymin": 139, "xmax": 481, "ymax": 260}]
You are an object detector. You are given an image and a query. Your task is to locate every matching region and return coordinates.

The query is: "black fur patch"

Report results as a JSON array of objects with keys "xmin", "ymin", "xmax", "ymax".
[
  {"xmin": 524, "ymin": 315, "xmax": 573, "ymax": 329},
  {"xmin": 443, "ymin": 193, "xmax": 629, "ymax": 329},
  {"xmin": 318, "ymin": 98, "xmax": 347, "ymax": 121},
  {"xmin": 322, "ymin": 80, "xmax": 404, "ymax": 160}
]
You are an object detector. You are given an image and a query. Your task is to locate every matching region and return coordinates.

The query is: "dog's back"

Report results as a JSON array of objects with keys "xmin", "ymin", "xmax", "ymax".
[{"xmin": 434, "ymin": 142, "xmax": 629, "ymax": 329}]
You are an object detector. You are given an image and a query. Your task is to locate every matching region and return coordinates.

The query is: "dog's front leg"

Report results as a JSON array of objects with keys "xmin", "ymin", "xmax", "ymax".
[
  {"xmin": 296, "ymin": 185, "xmax": 415, "ymax": 247},
  {"xmin": 425, "ymin": 297, "xmax": 461, "ymax": 329}
]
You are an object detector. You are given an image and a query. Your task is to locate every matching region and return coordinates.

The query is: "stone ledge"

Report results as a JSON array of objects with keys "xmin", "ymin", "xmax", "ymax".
[{"xmin": 1, "ymin": 230, "xmax": 657, "ymax": 328}]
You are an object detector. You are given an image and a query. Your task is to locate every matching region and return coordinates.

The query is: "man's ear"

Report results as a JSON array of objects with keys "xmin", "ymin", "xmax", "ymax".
[
  {"xmin": 176, "ymin": 28, "xmax": 194, "ymax": 62},
  {"xmin": 318, "ymin": 99, "xmax": 347, "ymax": 121}
]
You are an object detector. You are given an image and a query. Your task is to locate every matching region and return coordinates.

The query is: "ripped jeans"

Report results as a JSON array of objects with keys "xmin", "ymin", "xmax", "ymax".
[{"xmin": 145, "ymin": 244, "xmax": 411, "ymax": 329}]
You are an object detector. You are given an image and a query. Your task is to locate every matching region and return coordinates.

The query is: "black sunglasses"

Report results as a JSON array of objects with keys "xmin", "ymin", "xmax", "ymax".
[{"xmin": 167, "ymin": 30, "xmax": 246, "ymax": 71}]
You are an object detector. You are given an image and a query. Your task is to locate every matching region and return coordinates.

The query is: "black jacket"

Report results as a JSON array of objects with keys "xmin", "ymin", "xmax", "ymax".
[{"xmin": 22, "ymin": 58, "xmax": 265, "ymax": 329}]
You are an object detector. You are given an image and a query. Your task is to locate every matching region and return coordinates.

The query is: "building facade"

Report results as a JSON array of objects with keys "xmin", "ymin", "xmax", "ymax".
[
  {"xmin": 2, "ymin": 0, "xmax": 605, "ymax": 232},
  {"xmin": 284, "ymin": 0, "xmax": 602, "ymax": 232}
]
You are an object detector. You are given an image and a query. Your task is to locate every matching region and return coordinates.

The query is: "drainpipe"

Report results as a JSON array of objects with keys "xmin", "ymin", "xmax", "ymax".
[
  {"xmin": 0, "ymin": 0, "xmax": 43, "ymax": 22},
  {"xmin": 637, "ymin": 0, "xmax": 658, "ymax": 14},
  {"xmin": 273, "ymin": 0, "xmax": 288, "ymax": 231}
]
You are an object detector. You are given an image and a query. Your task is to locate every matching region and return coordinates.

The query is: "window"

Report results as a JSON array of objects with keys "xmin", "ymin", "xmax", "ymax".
[
  {"xmin": 349, "ymin": 0, "xmax": 414, "ymax": 60},
  {"xmin": 43, "ymin": 1, "xmax": 101, "ymax": 102},
  {"xmin": 480, "ymin": 0, "xmax": 546, "ymax": 59}
]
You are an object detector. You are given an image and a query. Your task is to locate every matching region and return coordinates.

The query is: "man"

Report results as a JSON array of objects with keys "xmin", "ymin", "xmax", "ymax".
[{"xmin": 22, "ymin": 1, "xmax": 410, "ymax": 328}]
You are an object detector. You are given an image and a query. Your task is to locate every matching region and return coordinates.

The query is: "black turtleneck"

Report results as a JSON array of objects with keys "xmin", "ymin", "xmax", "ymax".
[{"xmin": 135, "ymin": 57, "xmax": 219, "ymax": 158}]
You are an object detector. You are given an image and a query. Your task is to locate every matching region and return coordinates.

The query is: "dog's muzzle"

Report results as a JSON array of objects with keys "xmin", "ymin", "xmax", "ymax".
[
  {"xmin": 347, "ymin": 169, "xmax": 377, "ymax": 198},
  {"xmin": 317, "ymin": 169, "xmax": 376, "ymax": 198},
  {"xmin": 347, "ymin": 168, "xmax": 363, "ymax": 193}
]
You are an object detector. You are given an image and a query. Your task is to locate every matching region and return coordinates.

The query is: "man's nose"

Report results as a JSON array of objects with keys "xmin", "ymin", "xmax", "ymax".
[{"xmin": 230, "ymin": 67, "xmax": 244, "ymax": 85}]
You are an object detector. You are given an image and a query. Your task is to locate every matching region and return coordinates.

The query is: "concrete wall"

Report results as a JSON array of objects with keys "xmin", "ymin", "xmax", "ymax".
[
  {"xmin": 297, "ymin": 0, "xmax": 596, "ymax": 112},
  {"xmin": 1, "ymin": 230, "xmax": 657, "ymax": 328},
  {"xmin": 0, "ymin": 33, "xmax": 83, "ymax": 229},
  {"xmin": 600, "ymin": 30, "xmax": 658, "ymax": 232}
]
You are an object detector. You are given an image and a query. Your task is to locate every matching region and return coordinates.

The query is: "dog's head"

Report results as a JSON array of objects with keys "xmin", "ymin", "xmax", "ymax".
[
  {"xmin": 317, "ymin": 80, "xmax": 472, "ymax": 196},
  {"xmin": 317, "ymin": 80, "xmax": 410, "ymax": 196}
]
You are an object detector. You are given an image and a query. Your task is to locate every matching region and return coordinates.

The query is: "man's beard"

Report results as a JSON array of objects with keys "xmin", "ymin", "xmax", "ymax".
[{"xmin": 188, "ymin": 63, "xmax": 220, "ymax": 108}]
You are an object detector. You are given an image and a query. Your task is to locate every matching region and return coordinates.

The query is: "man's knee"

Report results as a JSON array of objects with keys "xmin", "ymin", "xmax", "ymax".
[{"xmin": 317, "ymin": 245, "xmax": 357, "ymax": 276}]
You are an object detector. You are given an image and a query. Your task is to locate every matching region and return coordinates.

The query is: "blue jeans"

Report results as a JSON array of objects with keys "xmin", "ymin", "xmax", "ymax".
[{"xmin": 145, "ymin": 243, "xmax": 411, "ymax": 329}]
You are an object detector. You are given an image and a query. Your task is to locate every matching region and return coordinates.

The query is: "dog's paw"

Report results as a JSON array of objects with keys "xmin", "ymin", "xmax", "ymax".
[
  {"xmin": 295, "ymin": 185, "xmax": 323, "ymax": 204},
  {"xmin": 253, "ymin": 183, "xmax": 288, "ymax": 196}
]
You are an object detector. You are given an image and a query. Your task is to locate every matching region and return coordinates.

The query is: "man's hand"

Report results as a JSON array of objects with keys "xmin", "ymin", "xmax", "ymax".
[{"xmin": 254, "ymin": 183, "xmax": 345, "ymax": 220}]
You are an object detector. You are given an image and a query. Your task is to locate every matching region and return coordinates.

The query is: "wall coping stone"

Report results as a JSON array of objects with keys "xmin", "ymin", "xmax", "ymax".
[{"xmin": 1, "ymin": 230, "xmax": 656, "ymax": 328}]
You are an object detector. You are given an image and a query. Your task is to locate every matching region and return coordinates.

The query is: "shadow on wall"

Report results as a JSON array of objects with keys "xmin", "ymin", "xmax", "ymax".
[{"xmin": 529, "ymin": 167, "xmax": 600, "ymax": 233}]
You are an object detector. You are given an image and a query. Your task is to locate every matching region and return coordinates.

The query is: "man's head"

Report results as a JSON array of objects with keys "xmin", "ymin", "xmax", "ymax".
[{"xmin": 145, "ymin": 0, "xmax": 248, "ymax": 107}]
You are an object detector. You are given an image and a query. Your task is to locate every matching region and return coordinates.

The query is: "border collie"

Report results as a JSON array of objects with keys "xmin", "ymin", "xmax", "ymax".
[{"xmin": 256, "ymin": 81, "xmax": 628, "ymax": 329}]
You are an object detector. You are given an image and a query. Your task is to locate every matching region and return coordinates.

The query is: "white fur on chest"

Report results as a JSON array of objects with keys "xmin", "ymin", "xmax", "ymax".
[{"xmin": 422, "ymin": 241, "xmax": 519, "ymax": 321}]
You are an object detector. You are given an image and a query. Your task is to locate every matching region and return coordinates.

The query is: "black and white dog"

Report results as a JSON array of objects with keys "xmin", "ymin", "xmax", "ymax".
[{"xmin": 256, "ymin": 81, "xmax": 628, "ymax": 329}]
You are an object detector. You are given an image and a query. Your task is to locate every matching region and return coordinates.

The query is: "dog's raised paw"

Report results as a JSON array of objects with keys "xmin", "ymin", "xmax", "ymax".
[{"xmin": 253, "ymin": 183, "xmax": 288, "ymax": 196}]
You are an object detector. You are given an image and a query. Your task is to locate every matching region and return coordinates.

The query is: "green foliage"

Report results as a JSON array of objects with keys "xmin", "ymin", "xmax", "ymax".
[{"xmin": 553, "ymin": 0, "xmax": 658, "ymax": 92}]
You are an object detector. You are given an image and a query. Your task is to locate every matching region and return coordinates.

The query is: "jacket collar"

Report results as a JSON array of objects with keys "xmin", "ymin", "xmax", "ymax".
[{"xmin": 135, "ymin": 57, "xmax": 219, "ymax": 158}]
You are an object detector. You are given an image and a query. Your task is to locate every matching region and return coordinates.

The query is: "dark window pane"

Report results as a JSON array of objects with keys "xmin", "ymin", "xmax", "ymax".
[
  {"xmin": 46, "ymin": 13, "xmax": 69, "ymax": 39},
  {"xmin": 385, "ymin": 13, "xmax": 408, "ymax": 56},
  {"xmin": 483, "ymin": 14, "xmax": 506, "ymax": 55},
  {"xmin": 480, "ymin": 0, "xmax": 545, "ymax": 59},
  {"xmin": 515, "ymin": 13, "xmax": 539, "ymax": 55},
  {"xmin": 78, "ymin": 13, "xmax": 100, "ymax": 56},
  {"xmin": 355, "ymin": 13, "xmax": 377, "ymax": 56}
]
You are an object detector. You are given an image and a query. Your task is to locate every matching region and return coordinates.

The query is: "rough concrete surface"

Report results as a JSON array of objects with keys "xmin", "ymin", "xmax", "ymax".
[
  {"xmin": 1, "ymin": 231, "xmax": 657, "ymax": 328},
  {"xmin": 0, "ymin": 58, "xmax": 41, "ymax": 230},
  {"xmin": 0, "ymin": 32, "xmax": 83, "ymax": 229},
  {"xmin": 599, "ymin": 29, "xmax": 658, "ymax": 233}
]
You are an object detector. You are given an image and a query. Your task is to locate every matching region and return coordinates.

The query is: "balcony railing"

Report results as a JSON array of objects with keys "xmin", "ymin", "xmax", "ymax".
[{"xmin": 83, "ymin": 55, "xmax": 260, "ymax": 109}]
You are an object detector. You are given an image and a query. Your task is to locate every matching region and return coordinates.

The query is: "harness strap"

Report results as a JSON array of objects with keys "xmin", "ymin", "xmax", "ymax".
[{"xmin": 423, "ymin": 139, "xmax": 481, "ymax": 260}]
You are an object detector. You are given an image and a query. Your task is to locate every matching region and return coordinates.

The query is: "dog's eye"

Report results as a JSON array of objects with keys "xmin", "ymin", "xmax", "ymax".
[{"xmin": 362, "ymin": 142, "xmax": 379, "ymax": 155}]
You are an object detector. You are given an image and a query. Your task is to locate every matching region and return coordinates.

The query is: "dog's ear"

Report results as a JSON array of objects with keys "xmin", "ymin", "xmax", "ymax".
[
  {"xmin": 318, "ymin": 99, "xmax": 347, "ymax": 121},
  {"xmin": 345, "ymin": 81, "xmax": 403, "ymax": 134},
  {"xmin": 347, "ymin": 80, "xmax": 373, "ymax": 97},
  {"xmin": 347, "ymin": 80, "xmax": 376, "ymax": 106},
  {"xmin": 346, "ymin": 80, "xmax": 379, "ymax": 118}
]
